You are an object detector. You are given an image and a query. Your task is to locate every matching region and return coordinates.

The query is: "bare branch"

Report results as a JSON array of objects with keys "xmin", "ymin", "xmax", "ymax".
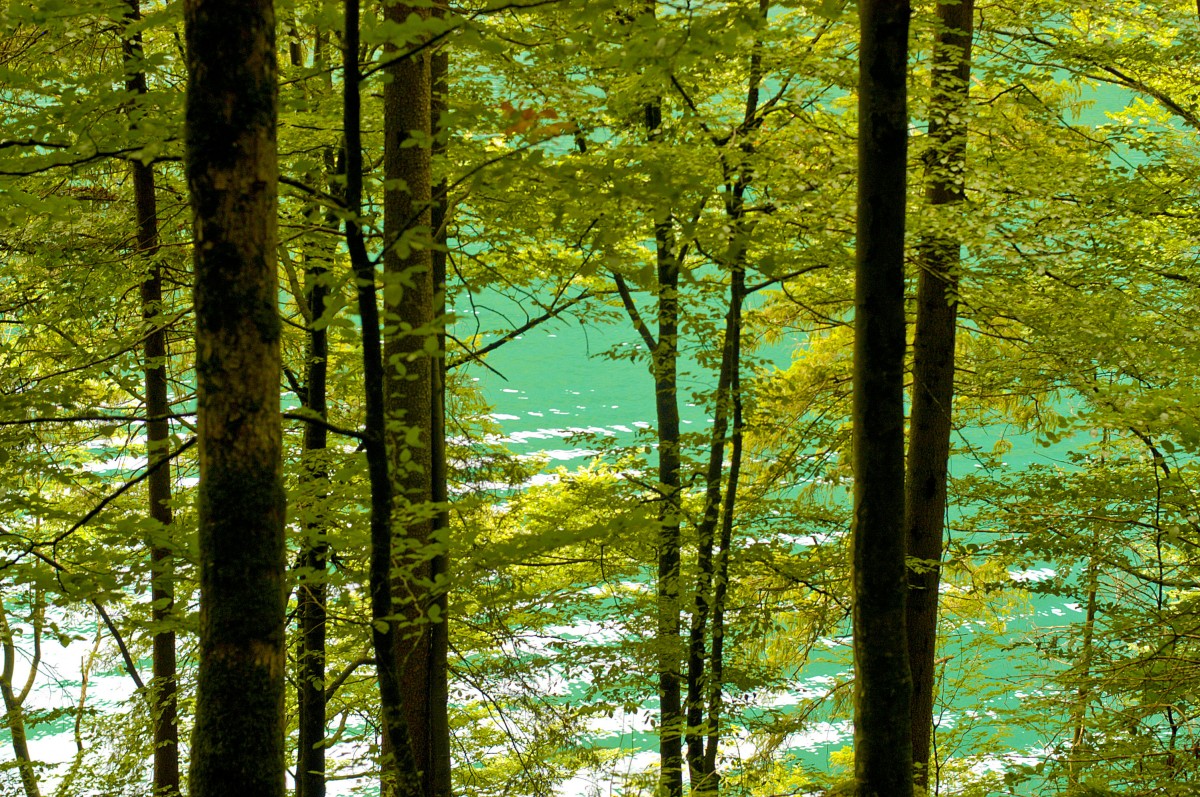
[{"xmin": 610, "ymin": 272, "xmax": 658, "ymax": 352}]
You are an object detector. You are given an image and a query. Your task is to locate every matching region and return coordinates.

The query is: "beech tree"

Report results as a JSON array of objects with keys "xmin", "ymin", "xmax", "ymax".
[
  {"xmin": 122, "ymin": 2, "xmax": 179, "ymax": 793},
  {"xmin": 905, "ymin": 0, "xmax": 974, "ymax": 788},
  {"xmin": 851, "ymin": 0, "xmax": 913, "ymax": 794},
  {"xmin": 381, "ymin": 2, "xmax": 448, "ymax": 793},
  {"xmin": 185, "ymin": 1, "xmax": 287, "ymax": 795}
]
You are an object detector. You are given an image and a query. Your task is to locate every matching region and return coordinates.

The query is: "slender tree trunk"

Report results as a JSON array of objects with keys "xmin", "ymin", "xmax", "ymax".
[
  {"xmin": 703, "ymin": 345, "xmax": 741, "ymax": 790},
  {"xmin": 692, "ymin": 264, "xmax": 744, "ymax": 797},
  {"xmin": 342, "ymin": 2, "xmax": 424, "ymax": 793},
  {"xmin": 651, "ymin": 213, "xmax": 685, "ymax": 797},
  {"xmin": 295, "ymin": 30, "xmax": 335, "ymax": 797},
  {"xmin": 0, "ymin": 596, "xmax": 43, "ymax": 797},
  {"xmin": 852, "ymin": 0, "xmax": 913, "ymax": 794},
  {"xmin": 381, "ymin": 2, "xmax": 436, "ymax": 793},
  {"xmin": 426, "ymin": 8, "xmax": 453, "ymax": 792},
  {"xmin": 683, "ymin": 11, "xmax": 766, "ymax": 782},
  {"xmin": 612, "ymin": 193, "xmax": 685, "ymax": 797},
  {"xmin": 295, "ymin": 284, "xmax": 330, "ymax": 797},
  {"xmin": 605, "ymin": 9, "xmax": 685, "ymax": 795},
  {"xmin": 184, "ymin": 2, "xmax": 286, "ymax": 796},
  {"xmin": 684, "ymin": 288, "xmax": 735, "ymax": 788},
  {"xmin": 56, "ymin": 625, "xmax": 102, "ymax": 797},
  {"xmin": 122, "ymin": 3, "xmax": 179, "ymax": 794},
  {"xmin": 684, "ymin": 240, "xmax": 741, "ymax": 793},
  {"xmin": 619, "ymin": 11, "xmax": 684, "ymax": 796},
  {"xmin": 295, "ymin": 183, "xmax": 332, "ymax": 797},
  {"xmin": 905, "ymin": 2, "xmax": 973, "ymax": 790},
  {"xmin": 1068, "ymin": 557, "xmax": 1098, "ymax": 787}
]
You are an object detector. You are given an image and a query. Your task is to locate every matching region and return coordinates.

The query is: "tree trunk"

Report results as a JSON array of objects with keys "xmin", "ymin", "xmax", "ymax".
[
  {"xmin": 905, "ymin": 1, "xmax": 973, "ymax": 790},
  {"xmin": 694, "ymin": 265, "xmax": 745, "ymax": 797},
  {"xmin": 684, "ymin": 293, "xmax": 735, "ymax": 789},
  {"xmin": 683, "ymin": 11, "xmax": 765, "ymax": 782},
  {"xmin": 607, "ymin": 8, "xmax": 684, "ymax": 795},
  {"xmin": 184, "ymin": 2, "xmax": 287, "ymax": 796},
  {"xmin": 1068, "ymin": 557, "xmax": 1098, "ymax": 787},
  {"xmin": 1, "ymin": 596, "xmax": 43, "ymax": 797},
  {"xmin": 612, "ymin": 178, "xmax": 684, "ymax": 797},
  {"xmin": 426, "ymin": 8, "xmax": 453, "ymax": 792},
  {"xmin": 295, "ymin": 29, "xmax": 336, "ymax": 797},
  {"xmin": 703, "ymin": 347, "xmax": 741, "ymax": 791},
  {"xmin": 122, "ymin": 3, "xmax": 179, "ymax": 794},
  {"xmin": 651, "ymin": 210, "xmax": 685, "ymax": 797},
  {"xmin": 341, "ymin": 1, "xmax": 424, "ymax": 794},
  {"xmin": 381, "ymin": 2, "xmax": 436, "ymax": 793},
  {"xmin": 295, "ymin": 274, "xmax": 330, "ymax": 797},
  {"xmin": 852, "ymin": 0, "xmax": 913, "ymax": 795},
  {"xmin": 295, "ymin": 172, "xmax": 332, "ymax": 797}
]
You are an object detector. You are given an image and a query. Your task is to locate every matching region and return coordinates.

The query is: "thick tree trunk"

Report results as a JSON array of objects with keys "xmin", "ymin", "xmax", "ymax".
[
  {"xmin": 905, "ymin": 3, "xmax": 972, "ymax": 788},
  {"xmin": 184, "ymin": 3, "xmax": 287, "ymax": 796},
  {"xmin": 342, "ymin": 2, "xmax": 424, "ymax": 794},
  {"xmin": 852, "ymin": 1, "xmax": 913, "ymax": 795},
  {"xmin": 381, "ymin": 2, "xmax": 436, "ymax": 793},
  {"xmin": 122, "ymin": 3, "xmax": 178, "ymax": 794}
]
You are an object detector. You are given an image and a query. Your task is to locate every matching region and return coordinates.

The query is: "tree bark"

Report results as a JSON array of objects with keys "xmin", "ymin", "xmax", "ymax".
[
  {"xmin": 381, "ymin": 2, "xmax": 436, "ymax": 793},
  {"xmin": 295, "ymin": 280, "xmax": 330, "ymax": 797},
  {"xmin": 295, "ymin": 30, "xmax": 335, "ymax": 797},
  {"xmin": 184, "ymin": 2, "xmax": 287, "ymax": 796},
  {"xmin": 852, "ymin": 0, "xmax": 913, "ymax": 794},
  {"xmin": 342, "ymin": 2, "xmax": 424, "ymax": 794},
  {"xmin": 905, "ymin": 2, "xmax": 973, "ymax": 790},
  {"xmin": 122, "ymin": 3, "xmax": 179, "ymax": 794},
  {"xmin": 295, "ymin": 166, "xmax": 333, "ymax": 797},
  {"xmin": 703, "ymin": 349, "xmax": 741, "ymax": 790},
  {"xmin": 684, "ymin": 288, "xmax": 735, "ymax": 790},
  {"xmin": 606, "ymin": 9, "xmax": 685, "ymax": 792},
  {"xmin": 615, "ymin": 11, "xmax": 684, "ymax": 797},
  {"xmin": 692, "ymin": 265, "xmax": 744, "ymax": 797},
  {"xmin": 651, "ymin": 211, "xmax": 685, "ymax": 797}
]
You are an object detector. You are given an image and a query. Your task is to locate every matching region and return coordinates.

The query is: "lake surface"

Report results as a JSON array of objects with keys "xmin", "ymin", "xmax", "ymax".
[
  {"xmin": 460, "ymin": 292, "xmax": 1081, "ymax": 794},
  {"xmin": 2, "ymin": 292, "xmax": 1083, "ymax": 797}
]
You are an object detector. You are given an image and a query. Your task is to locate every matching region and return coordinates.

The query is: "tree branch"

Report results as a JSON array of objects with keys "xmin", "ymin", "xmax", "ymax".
[
  {"xmin": 325, "ymin": 656, "xmax": 371, "ymax": 701},
  {"xmin": 610, "ymin": 272, "xmax": 658, "ymax": 352},
  {"xmin": 50, "ymin": 437, "xmax": 197, "ymax": 550},
  {"xmin": 446, "ymin": 289, "xmax": 598, "ymax": 368},
  {"xmin": 93, "ymin": 602, "xmax": 145, "ymax": 691}
]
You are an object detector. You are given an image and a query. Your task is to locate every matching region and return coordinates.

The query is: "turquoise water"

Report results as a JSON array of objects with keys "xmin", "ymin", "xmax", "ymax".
[
  {"xmin": 455, "ymin": 288, "xmax": 1087, "ymax": 794},
  {"xmin": 0, "ymin": 300, "xmax": 1098, "ymax": 796}
]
